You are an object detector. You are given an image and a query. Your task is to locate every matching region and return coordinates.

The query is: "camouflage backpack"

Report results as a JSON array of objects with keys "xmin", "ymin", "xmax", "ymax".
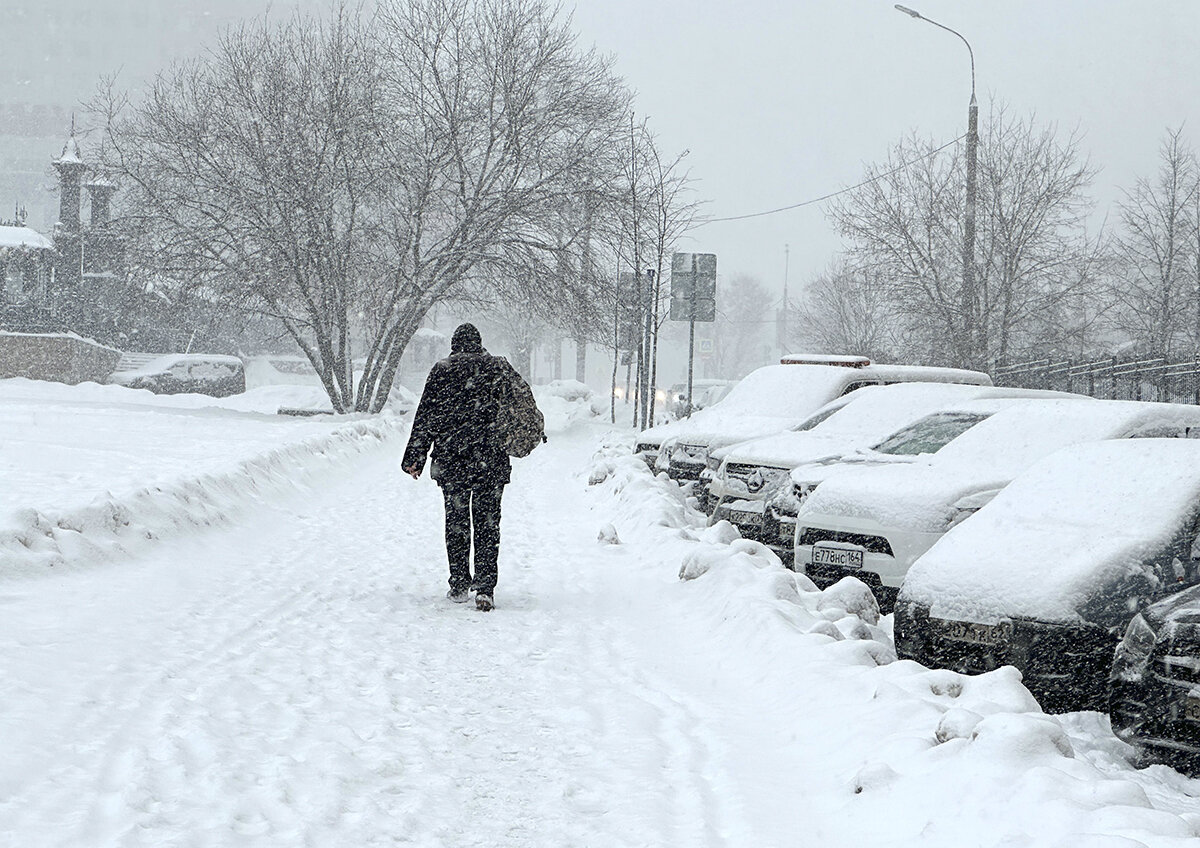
[{"xmin": 493, "ymin": 356, "xmax": 546, "ymax": 458}]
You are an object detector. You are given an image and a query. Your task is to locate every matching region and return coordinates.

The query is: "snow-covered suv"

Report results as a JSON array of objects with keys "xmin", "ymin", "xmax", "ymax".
[
  {"xmin": 634, "ymin": 355, "xmax": 990, "ymax": 479},
  {"xmin": 896, "ymin": 439, "xmax": 1200, "ymax": 714}
]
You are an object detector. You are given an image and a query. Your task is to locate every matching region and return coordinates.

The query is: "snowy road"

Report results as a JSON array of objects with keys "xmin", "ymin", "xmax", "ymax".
[{"xmin": 3, "ymin": 408, "xmax": 1200, "ymax": 847}]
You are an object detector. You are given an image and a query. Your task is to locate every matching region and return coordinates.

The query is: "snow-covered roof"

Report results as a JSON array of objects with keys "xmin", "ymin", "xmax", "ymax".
[
  {"xmin": 930, "ymin": 398, "xmax": 1200, "ymax": 476},
  {"xmin": 903, "ymin": 439, "xmax": 1200, "ymax": 625},
  {"xmin": 799, "ymin": 398, "xmax": 1200, "ymax": 533},
  {"xmin": 656, "ymin": 364, "xmax": 882, "ymax": 444},
  {"xmin": 0, "ymin": 225, "xmax": 54, "ymax": 252},
  {"xmin": 413, "ymin": 327, "xmax": 447, "ymax": 341},
  {"xmin": 54, "ymin": 134, "xmax": 84, "ymax": 166},
  {"xmin": 117, "ymin": 353, "xmax": 244, "ymax": 378}
]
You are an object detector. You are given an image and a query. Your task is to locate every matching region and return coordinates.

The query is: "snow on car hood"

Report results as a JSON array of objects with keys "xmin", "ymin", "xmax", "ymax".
[
  {"xmin": 903, "ymin": 439, "xmax": 1200, "ymax": 626},
  {"xmin": 799, "ymin": 462, "xmax": 1000, "ymax": 533},
  {"xmin": 717, "ymin": 431, "xmax": 850, "ymax": 467}
]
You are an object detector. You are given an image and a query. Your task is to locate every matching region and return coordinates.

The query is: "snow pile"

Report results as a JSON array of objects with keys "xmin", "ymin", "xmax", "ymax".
[
  {"xmin": 535, "ymin": 381, "xmax": 608, "ymax": 433},
  {"xmin": 587, "ymin": 440, "xmax": 704, "ymax": 533},
  {"xmin": 588, "ymin": 442, "xmax": 893, "ymax": 658},
  {"xmin": 0, "ymin": 415, "xmax": 402, "ymax": 576},
  {"xmin": 585, "ymin": 437, "xmax": 1200, "ymax": 846}
]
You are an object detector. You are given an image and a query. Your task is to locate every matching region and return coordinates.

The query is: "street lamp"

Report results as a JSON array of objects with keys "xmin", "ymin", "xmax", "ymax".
[{"xmin": 895, "ymin": 4, "xmax": 979, "ymax": 369}]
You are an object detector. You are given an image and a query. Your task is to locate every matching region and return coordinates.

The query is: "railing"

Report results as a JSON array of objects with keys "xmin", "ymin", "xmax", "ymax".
[{"xmin": 993, "ymin": 356, "xmax": 1200, "ymax": 405}]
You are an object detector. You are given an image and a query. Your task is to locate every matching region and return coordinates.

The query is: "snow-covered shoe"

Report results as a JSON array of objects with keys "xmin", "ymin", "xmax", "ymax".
[
  {"xmin": 475, "ymin": 592, "xmax": 494, "ymax": 612},
  {"xmin": 447, "ymin": 587, "xmax": 471, "ymax": 603}
]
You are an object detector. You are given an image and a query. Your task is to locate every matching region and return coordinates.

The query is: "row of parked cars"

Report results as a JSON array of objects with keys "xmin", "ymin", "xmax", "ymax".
[{"xmin": 638, "ymin": 354, "xmax": 1200, "ymax": 773}]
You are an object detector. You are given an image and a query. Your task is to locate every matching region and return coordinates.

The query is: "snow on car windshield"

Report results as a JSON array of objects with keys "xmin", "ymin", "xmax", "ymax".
[
  {"xmin": 905, "ymin": 439, "xmax": 1200, "ymax": 625},
  {"xmin": 872, "ymin": 412, "xmax": 992, "ymax": 456}
]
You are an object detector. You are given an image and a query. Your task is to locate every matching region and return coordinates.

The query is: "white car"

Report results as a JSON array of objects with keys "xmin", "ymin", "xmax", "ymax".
[
  {"xmin": 794, "ymin": 398, "xmax": 1200, "ymax": 610},
  {"xmin": 633, "ymin": 354, "xmax": 990, "ymax": 477},
  {"xmin": 706, "ymin": 383, "xmax": 1075, "ymax": 553}
]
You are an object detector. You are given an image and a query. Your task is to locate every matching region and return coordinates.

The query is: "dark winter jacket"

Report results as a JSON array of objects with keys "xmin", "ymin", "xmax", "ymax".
[{"xmin": 402, "ymin": 325, "xmax": 514, "ymax": 486}]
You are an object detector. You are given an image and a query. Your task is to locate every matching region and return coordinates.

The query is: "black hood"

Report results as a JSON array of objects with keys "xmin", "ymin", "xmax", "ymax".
[{"xmin": 450, "ymin": 323, "xmax": 484, "ymax": 354}]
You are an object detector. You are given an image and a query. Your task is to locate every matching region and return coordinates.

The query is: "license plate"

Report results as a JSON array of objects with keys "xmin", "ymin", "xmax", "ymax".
[
  {"xmin": 939, "ymin": 618, "xmax": 999, "ymax": 646},
  {"xmin": 728, "ymin": 509, "xmax": 762, "ymax": 528},
  {"xmin": 1186, "ymin": 696, "xmax": 1200, "ymax": 723},
  {"xmin": 812, "ymin": 546, "xmax": 863, "ymax": 569},
  {"xmin": 779, "ymin": 521, "xmax": 796, "ymax": 543}
]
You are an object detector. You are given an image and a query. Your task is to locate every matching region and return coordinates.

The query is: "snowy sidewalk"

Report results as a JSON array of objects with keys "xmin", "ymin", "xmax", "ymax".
[
  {"xmin": 2, "ymin": 414, "xmax": 1199, "ymax": 847},
  {"xmin": 0, "ymin": 421, "xmax": 757, "ymax": 846}
]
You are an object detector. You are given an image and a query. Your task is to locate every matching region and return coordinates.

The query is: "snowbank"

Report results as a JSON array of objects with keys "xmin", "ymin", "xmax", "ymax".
[
  {"xmin": 0, "ymin": 416, "xmax": 400, "ymax": 576},
  {"xmin": 535, "ymin": 381, "xmax": 608, "ymax": 434},
  {"xmin": 585, "ymin": 438, "xmax": 1200, "ymax": 846}
]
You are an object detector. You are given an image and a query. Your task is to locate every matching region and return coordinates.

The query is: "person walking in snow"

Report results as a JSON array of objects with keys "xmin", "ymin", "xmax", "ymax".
[{"xmin": 401, "ymin": 323, "xmax": 524, "ymax": 612}]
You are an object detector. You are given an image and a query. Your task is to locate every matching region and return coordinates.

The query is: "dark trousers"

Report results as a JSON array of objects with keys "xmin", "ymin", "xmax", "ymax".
[{"xmin": 440, "ymin": 481, "xmax": 505, "ymax": 594}]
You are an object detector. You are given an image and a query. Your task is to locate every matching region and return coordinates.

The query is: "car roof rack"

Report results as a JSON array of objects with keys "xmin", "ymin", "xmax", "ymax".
[{"xmin": 779, "ymin": 353, "xmax": 871, "ymax": 368}]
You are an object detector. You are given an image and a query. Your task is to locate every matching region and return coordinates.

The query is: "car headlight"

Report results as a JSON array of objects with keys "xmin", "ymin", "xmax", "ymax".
[
  {"xmin": 1111, "ymin": 613, "xmax": 1157, "ymax": 683},
  {"xmin": 772, "ymin": 482, "xmax": 816, "ymax": 518},
  {"xmin": 706, "ymin": 455, "xmax": 722, "ymax": 472}
]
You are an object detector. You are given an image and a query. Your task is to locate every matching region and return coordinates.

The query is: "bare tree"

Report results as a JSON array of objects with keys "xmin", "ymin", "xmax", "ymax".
[
  {"xmin": 712, "ymin": 274, "xmax": 774, "ymax": 378},
  {"xmin": 828, "ymin": 103, "xmax": 1099, "ymax": 368},
  {"xmin": 1110, "ymin": 126, "xmax": 1199, "ymax": 359},
  {"xmin": 96, "ymin": 0, "xmax": 631, "ymax": 412},
  {"xmin": 793, "ymin": 261, "xmax": 903, "ymax": 361}
]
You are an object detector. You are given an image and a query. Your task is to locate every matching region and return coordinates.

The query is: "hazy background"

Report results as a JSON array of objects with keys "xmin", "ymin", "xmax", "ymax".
[{"xmin": 6, "ymin": 0, "xmax": 1200, "ymax": 306}]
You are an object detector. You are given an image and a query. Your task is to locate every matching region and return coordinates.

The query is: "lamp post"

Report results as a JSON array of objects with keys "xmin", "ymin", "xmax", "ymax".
[{"xmin": 895, "ymin": 5, "xmax": 979, "ymax": 368}]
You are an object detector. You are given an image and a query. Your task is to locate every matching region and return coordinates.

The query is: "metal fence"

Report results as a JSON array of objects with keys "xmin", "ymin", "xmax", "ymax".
[{"xmin": 993, "ymin": 356, "xmax": 1200, "ymax": 405}]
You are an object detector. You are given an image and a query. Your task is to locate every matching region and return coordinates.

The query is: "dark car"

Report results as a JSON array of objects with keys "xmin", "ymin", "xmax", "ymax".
[
  {"xmin": 894, "ymin": 438, "xmax": 1200, "ymax": 714},
  {"xmin": 110, "ymin": 354, "xmax": 247, "ymax": 398},
  {"xmin": 1109, "ymin": 583, "xmax": 1200, "ymax": 773}
]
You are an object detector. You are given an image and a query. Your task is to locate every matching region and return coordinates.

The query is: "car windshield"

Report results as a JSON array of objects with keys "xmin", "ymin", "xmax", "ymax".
[
  {"xmin": 791, "ymin": 404, "xmax": 845, "ymax": 433},
  {"xmin": 871, "ymin": 412, "xmax": 992, "ymax": 456}
]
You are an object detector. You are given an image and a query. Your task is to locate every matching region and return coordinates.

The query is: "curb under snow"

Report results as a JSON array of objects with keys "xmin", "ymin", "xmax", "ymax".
[{"xmin": 0, "ymin": 415, "xmax": 402, "ymax": 577}]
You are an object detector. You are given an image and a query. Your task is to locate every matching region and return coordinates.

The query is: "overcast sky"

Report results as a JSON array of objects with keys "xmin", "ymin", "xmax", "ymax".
[
  {"xmin": 567, "ymin": 0, "xmax": 1200, "ymax": 302},
  {"xmin": 8, "ymin": 1, "xmax": 1200, "ymax": 307}
]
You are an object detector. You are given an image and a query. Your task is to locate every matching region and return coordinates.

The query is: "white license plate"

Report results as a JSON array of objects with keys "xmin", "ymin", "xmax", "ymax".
[
  {"xmin": 728, "ymin": 509, "xmax": 762, "ymax": 528},
  {"xmin": 779, "ymin": 521, "xmax": 796, "ymax": 543},
  {"xmin": 1186, "ymin": 696, "xmax": 1200, "ymax": 723},
  {"xmin": 812, "ymin": 546, "xmax": 863, "ymax": 569},
  {"xmin": 939, "ymin": 618, "xmax": 1000, "ymax": 646}
]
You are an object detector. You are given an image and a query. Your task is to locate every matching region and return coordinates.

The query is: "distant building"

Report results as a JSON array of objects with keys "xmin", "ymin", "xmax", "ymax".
[
  {"xmin": 0, "ymin": 128, "xmax": 130, "ymax": 342},
  {"xmin": 0, "ymin": 216, "xmax": 55, "ymax": 326}
]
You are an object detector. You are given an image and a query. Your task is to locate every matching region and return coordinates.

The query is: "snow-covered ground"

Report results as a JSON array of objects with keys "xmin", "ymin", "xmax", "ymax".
[{"xmin": 1, "ymin": 380, "xmax": 1198, "ymax": 846}]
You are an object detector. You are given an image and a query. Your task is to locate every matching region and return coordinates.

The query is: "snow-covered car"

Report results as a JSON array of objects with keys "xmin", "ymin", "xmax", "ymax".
[
  {"xmin": 769, "ymin": 395, "xmax": 1074, "ymax": 568},
  {"xmin": 665, "ymin": 379, "xmax": 736, "ymax": 420},
  {"xmin": 894, "ymin": 439, "xmax": 1200, "ymax": 714},
  {"xmin": 109, "ymin": 354, "xmax": 247, "ymax": 398},
  {"xmin": 634, "ymin": 355, "xmax": 991, "ymax": 477},
  {"xmin": 705, "ymin": 384, "xmax": 1074, "ymax": 551},
  {"xmin": 794, "ymin": 399, "xmax": 1200, "ymax": 611},
  {"xmin": 1110, "ymin": 580, "xmax": 1200, "ymax": 773}
]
